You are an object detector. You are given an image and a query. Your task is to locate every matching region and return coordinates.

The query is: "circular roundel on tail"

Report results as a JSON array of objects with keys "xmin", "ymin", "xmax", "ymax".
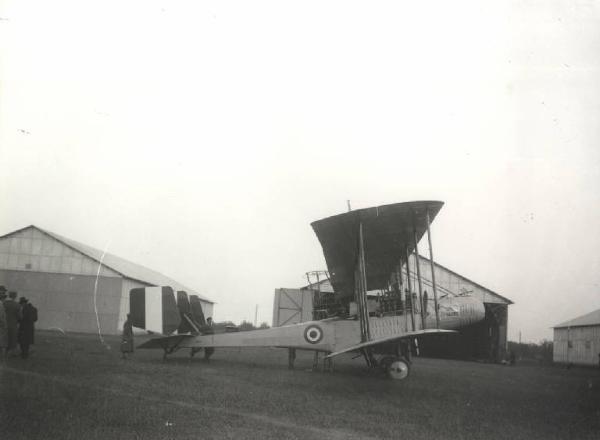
[{"xmin": 304, "ymin": 325, "xmax": 324, "ymax": 344}]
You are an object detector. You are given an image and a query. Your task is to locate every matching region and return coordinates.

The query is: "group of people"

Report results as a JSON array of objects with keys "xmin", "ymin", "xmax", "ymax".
[{"xmin": 0, "ymin": 285, "xmax": 37, "ymax": 359}]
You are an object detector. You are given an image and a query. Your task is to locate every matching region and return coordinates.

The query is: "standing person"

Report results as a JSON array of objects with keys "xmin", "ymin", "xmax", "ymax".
[
  {"xmin": 0, "ymin": 288, "xmax": 8, "ymax": 359},
  {"xmin": 121, "ymin": 314, "xmax": 134, "ymax": 359},
  {"xmin": 4, "ymin": 291, "xmax": 21, "ymax": 356},
  {"xmin": 288, "ymin": 348, "xmax": 296, "ymax": 370},
  {"xmin": 203, "ymin": 317, "xmax": 215, "ymax": 361},
  {"xmin": 17, "ymin": 297, "xmax": 37, "ymax": 359},
  {"xmin": 509, "ymin": 350, "xmax": 516, "ymax": 366}
]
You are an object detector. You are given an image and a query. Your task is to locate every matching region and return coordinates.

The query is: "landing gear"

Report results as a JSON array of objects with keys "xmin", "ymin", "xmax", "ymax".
[
  {"xmin": 190, "ymin": 348, "xmax": 202, "ymax": 359},
  {"xmin": 161, "ymin": 342, "xmax": 182, "ymax": 361},
  {"xmin": 379, "ymin": 356, "xmax": 410, "ymax": 380},
  {"xmin": 288, "ymin": 348, "xmax": 296, "ymax": 370},
  {"xmin": 162, "ymin": 346, "xmax": 176, "ymax": 361},
  {"xmin": 310, "ymin": 351, "xmax": 335, "ymax": 372}
]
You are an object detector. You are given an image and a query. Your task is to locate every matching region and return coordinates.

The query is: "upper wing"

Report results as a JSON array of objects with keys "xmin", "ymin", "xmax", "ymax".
[
  {"xmin": 311, "ymin": 201, "xmax": 444, "ymax": 297},
  {"xmin": 324, "ymin": 328, "xmax": 456, "ymax": 359}
]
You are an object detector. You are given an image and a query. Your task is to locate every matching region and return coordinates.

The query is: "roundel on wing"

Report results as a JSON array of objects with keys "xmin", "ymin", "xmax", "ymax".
[{"xmin": 303, "ymin": 325, "xmax": 324, "ymax": 344}]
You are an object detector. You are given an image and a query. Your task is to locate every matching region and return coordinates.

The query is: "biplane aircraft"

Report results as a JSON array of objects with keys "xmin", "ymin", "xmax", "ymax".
[{"xmin": 133, "ymin": 201, "xmax": 485, "ymax": 380}]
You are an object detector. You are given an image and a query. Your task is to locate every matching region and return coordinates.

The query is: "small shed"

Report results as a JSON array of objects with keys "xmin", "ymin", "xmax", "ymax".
[{"xmin": 553, "ymin": 309, "xmax": 600, "ymax": 366}]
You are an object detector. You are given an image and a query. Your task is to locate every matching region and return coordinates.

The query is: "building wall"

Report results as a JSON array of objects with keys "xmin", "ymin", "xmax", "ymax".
[
  {"xmin": 553, "ymin": 326, "xmax": 600, "ymax": 366},
  {"xmin": 273, "ymin": 288, "xmax": 314, "ymax": 326},
  {"xmin": 0, "ymin": 269, "xmax": 123, "ymax": 334}
]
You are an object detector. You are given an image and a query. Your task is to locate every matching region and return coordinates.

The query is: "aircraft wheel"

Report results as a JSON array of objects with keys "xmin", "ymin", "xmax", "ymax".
[{"xmin": 386, "ymin": 357, "xmax": 410, "ymax": 380}]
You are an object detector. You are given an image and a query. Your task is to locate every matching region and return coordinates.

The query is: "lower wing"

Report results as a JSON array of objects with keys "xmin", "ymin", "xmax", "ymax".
[
  {"xmin": 137, "ymin": 334, "xmax": 194, "ymax": 350},
  {"xmin": 325, "ymin": 329, "xmax": 456, "ymax": 359}
]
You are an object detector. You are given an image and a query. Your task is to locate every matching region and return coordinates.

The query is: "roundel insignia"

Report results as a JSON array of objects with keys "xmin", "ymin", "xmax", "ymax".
[{"xmin": 304, "ymin": 325, "xmax": 323, "ymax": 344}]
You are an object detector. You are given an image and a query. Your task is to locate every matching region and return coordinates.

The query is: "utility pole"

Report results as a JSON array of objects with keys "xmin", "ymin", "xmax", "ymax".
[{"xmin": 254, "ymin": 304, "xmax": 258, "ymax": 327}]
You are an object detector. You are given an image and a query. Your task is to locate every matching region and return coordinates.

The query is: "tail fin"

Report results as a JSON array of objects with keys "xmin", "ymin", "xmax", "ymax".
[
  {"xmin": 129, "ymin": 286, "xmax": 180, "ymax": 335},
  {"xmin": 189, "ymin": 294, "xmax": 207, "ymax": 327},
  {"xmin": 176, "ymin": 291, "xmax": 201, "ymax": 334}
]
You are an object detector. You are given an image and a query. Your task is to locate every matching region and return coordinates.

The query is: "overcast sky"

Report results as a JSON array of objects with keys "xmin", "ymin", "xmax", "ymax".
[{"xmin": 1, "ymin": 1, "xmax": 598, "ymax": 342}]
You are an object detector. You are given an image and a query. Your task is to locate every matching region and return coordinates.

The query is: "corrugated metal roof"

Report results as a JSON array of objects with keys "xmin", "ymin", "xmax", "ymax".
[
  {"xmin": 30, "ymin": 226, "xmax": 213, "ymax": 303},
  {"xmin": 554, "ymin": 308, "xmax": 600, "ymax": 328},
  {"xmin": 417, "ymin": 255, "xmax": 514, "ymax": 305}
]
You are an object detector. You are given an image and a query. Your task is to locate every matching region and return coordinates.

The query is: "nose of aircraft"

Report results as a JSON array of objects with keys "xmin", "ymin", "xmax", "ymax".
[
  {"xmin": 433, "ymin": 295, "xmax": 486, "ymax": 330},
  {"xmin": 459, "ymin": 297, "xmax": 486, "ymax": 326}
]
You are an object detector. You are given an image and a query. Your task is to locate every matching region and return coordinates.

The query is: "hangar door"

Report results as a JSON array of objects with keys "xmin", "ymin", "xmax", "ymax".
[{"xmin": 272, "ymin": 288, "xmax": 314, "ymax": 327}]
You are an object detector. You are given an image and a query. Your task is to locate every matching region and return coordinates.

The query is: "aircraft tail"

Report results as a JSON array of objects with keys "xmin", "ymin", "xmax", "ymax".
[
  {"xmin": 176, "ymin": 291, "xmax": 197, "ymax": 334},
  {"xmin": 129, "ymin": 286, "xmax": 181, "ymax": 335},
  {"xmin": 189, "ymin": 294, "xmax": 207, "ymax": 327}
]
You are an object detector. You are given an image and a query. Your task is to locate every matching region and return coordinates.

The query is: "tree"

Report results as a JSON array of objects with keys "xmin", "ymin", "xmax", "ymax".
[{"xmin": 238, "ymin": 320, "xmax": 255, "ymax": 332}]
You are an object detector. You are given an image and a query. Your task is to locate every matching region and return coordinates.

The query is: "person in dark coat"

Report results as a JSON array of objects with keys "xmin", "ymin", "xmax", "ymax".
[
  {"xmin": 121, "ymin": 314, "xmax": 134, "ymax": 359},
  {"xmin": 202, "ymin": 317, "xmax": 215, "ymax": 361},
  {"xmin": 4, "ymin": 291, "xmax": 22, "ymax": 356},
  {"xmin": 17, "ymin": 297, "xmax": 37, "ymax": 359},
  {"xmin": 0, "ymin": 288, "xmax": 8, "ymax": 359}
]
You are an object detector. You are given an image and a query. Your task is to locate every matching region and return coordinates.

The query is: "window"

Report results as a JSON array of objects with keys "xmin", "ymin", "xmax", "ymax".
[{"xmin": 585, "ymin": 340, "xmax": 591, "ymax": 350}]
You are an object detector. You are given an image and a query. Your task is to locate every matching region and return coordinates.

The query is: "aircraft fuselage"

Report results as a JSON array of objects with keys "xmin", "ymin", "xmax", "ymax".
[{"xmin": 179, "ymin": 295, "xmax": 485, "ymax": 353}]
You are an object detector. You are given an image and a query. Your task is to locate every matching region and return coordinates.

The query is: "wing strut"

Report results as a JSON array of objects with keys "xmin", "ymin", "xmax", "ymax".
[
  {"xmin": 405, "ymin": 247, "xmax": 416, "ymax": 332},
  {"xmin": 425, "ymin": 207, "xmax": 441, "ymax": 328},
  {"xmin": 412, "ymin": 224, "xmax": 426, "ymax": 330},
  {"xmin": 356, "ymin": 221, "xmax": 371, "ymax": 342},
  {"xmin": 395, "ymin": 266, "xmax": 408, "ymax": 333}
]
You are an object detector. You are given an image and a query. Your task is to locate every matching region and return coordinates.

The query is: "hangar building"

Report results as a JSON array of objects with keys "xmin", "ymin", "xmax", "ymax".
[
  {"xmin": 274, "ymin": 254, "xmax": 512, "ymax": 361},
  {"xmin": 553, "ymin": 309, "xmax": 600, "ymax": 366},
  {"xmin": 0, "ymin": 225, "xmax": 213, "ymax": 334}
]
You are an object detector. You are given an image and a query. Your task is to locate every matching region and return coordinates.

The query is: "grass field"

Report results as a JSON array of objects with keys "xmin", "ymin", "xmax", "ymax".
[{"xmin": 1, "ymin": 331, "xmax": 599, "ymax": 440}]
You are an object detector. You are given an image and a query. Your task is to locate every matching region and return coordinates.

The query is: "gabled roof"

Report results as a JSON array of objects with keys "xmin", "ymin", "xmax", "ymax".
[
  {"xmin": 1, "ymin": 225, "xmax": 213, "ymax": 303},
  {"xmin": 554, "ymin": 308, "xmax": 600, "ymax": 328},
  {"xmin": 417, "ymin": 255, "xmax": 513, "ymax": 305}
]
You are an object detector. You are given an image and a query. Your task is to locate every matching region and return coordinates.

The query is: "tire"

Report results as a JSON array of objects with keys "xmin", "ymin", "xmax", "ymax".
[{"xmin": 386, "ymin": 356, "xmax": 410, "ymax": 380}]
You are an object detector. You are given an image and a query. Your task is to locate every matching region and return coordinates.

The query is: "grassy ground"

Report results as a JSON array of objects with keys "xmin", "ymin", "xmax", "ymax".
[{"xmin": 1, "ymin": 331, "xmax": 599, "ymax": 440}]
